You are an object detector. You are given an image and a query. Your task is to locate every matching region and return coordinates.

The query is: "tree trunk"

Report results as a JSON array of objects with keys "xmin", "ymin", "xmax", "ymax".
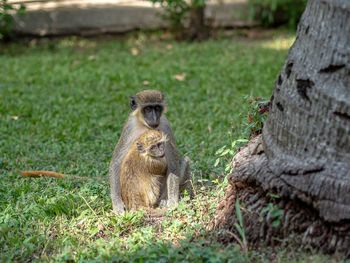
[
  {"xmin": 213, "ymin": 0, "xmax": 350, "ymax": 256},
  {"xmin": 187, "ymin": 6, "xmax": 209, "ymax": 41}
]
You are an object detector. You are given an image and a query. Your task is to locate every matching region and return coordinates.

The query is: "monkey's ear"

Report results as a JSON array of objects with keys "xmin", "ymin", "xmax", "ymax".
[
  {"xmin": 130, "ymin": 96, "xmax": 137, "ymax": 111},
  {"xmin": 136, "ymin": 142, "xmax": 145, "ymax": 153}
]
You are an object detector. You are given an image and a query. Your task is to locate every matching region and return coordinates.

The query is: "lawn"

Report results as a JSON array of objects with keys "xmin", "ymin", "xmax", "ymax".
[{"xmin": 0, "ymin": 31, "xmax": 339, "ymax": 262}]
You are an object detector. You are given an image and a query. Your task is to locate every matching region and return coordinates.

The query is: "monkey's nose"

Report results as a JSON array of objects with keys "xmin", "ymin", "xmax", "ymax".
[{"xmin": 149, "ymin": 124, "xmax": 159, "ymax": 129}]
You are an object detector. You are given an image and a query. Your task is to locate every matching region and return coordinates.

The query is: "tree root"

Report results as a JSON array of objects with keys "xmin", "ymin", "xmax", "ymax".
[{"xmin": 211, "ymin": 135, "xmax": 350, "ymax": 258}]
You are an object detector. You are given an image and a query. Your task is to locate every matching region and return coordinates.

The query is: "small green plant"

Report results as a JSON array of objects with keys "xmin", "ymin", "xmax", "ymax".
[
  {"xmin": 233, "ymin": 199, "xmax": 248, "ymax": 253},
  {"xmin": 248, "ymin": 0, "xmax": 307, "ymax": 29},
  {"xmin": 214, "ymin": 138, "xmax": 248, "ymax": 173},
  {"xmin": 214, "ymin": 96, "xmax": 269, "ymax": 173},
  {"xmin": 0, "ymin": 0, "xmax": 25, "ymax": 40},
  {"xmin": 244, "ymin": 96, "xmax": 270, "ymax": 137},
  {"xmin": 260, "ymin": 194, "xmax": 284, "ymax": 227}
]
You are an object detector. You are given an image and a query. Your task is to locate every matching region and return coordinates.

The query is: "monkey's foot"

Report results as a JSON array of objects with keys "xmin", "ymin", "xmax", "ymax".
[
  {"xmin": 112, "ymin": 202, "xmax": 126, "ymax": 214},
  {"xmin": 158, "ymin": 199, "xmax": 178, "ymax": 208},
  {"xmin": 159, "ymin": 199, "xmax": 167, "ymax": 208}
]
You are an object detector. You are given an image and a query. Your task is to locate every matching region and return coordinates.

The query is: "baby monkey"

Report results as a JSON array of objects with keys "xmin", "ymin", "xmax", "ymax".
[{"xmin": 120, "ymin": 130, "xmax": 168, "ymax": 211}]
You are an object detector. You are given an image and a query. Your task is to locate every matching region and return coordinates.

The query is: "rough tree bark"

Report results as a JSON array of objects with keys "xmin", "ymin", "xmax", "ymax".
[{"xmin": 214, "ymin": 0, "xmax": 350, "ymax": 256}]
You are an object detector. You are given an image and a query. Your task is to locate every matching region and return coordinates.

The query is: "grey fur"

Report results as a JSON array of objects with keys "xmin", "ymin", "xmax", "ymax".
[{"xmin": 109, "ymin": 104, "xmax": 190, "ymax": 213}]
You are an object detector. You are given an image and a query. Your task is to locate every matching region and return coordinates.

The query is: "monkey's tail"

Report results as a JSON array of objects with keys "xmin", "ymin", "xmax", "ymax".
[{"xmin": 19, "ymin": 170, "xmax": 90, "ymax": 180}]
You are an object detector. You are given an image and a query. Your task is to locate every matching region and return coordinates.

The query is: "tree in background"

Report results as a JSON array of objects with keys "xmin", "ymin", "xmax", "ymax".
[
  {"xmin": 214, "ymin": 0, "xmax": 350, "ymax": 256},
  {"xmin": 150, "ymin": 0, "xmax": 209, "ymax": 40}
]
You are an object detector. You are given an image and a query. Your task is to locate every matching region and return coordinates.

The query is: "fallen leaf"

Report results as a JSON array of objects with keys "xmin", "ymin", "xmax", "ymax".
[
  {"xmin": 167, "ymin": 44, "xmax": 173, "ymax": 50},
  {"xmin": 208, "ymin": 125, "xmax": 212, "ymax": 133},
  {"xmin": 77, "ymin": 218, "xmax": 86, "ymax": 226},
  {"xmin": 11, "ymin": 116, "xmax": 20, "ymax": 120},
  {"xmin": 88, "ymin": 55, "xmax": 98, "ymax": 60},
  {"xmin": 174, "ymin": 72, "xmax": 186, "ymax": 81},
  {"xmin": 143, "ymin": 81, "xmax": 149, "ymax": 85},
  {"xmin": 98, "ymin": 224, "xmax": 104, "ymax": 231},
  {"xmin": 72, "ymin": 60, "xmax": 80, "ymax": 66},
  {"xmin": 130, "ymin": 48, "xmax": 139, "ymax": 56}
]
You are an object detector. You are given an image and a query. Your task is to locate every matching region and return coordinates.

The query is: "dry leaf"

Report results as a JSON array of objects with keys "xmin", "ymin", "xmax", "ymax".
[
  {"xmin": 77, "ymin": 218, "xmax": 86, "ymax": 226},
  {"xmin": 143, "ymin": 81, "xmax": 150, "ymax": 85},
  {"xmin": 167, "ymin": 44, "xmax": 173, "ymax": 50},
  {"xmin": 130, "ymin": 48, "xmax": 140, "ymax": 56},
  {"xmin": 97, "ymin": 224, "xmax": 104, "ymax": 231},
  {"xmin": 174, "ymin": 72, "xmax": 186, "ymax": 81},
  {"xmin": 11, "ymin": 116, "xmax": 19, "ymax": 120},
  {"xmin": 208, "ymin": 125, "xmax": 212, "ymax": 133},
  {"xmin": 88, "ymin": 55, "xmax": 98, "ymax": 60},
  {"xmin": 72, "ymin": 60, "xmax": 80, "ymax": 66}
]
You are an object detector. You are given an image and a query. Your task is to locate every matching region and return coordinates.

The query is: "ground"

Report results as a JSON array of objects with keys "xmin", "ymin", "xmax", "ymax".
[{"xmin": 0, "ymin": 30, "xmax": 341, "ymax": 262}]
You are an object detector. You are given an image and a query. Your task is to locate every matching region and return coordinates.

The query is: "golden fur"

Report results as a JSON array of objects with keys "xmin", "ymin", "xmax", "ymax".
[{"xmin": 120, "ymin": 130, "xmax": 167, "ymax": 210}]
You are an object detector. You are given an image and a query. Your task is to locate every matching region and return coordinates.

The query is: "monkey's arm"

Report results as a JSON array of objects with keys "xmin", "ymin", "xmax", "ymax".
[
  {"xmin": 19, "ymin": 171, "xmax": 90, "ymax": 180},
  {"xmin": 161, "ymin": 117, "xmax": 181, "ymax": 174},
  {"xmin": 166, "ymin": 173, "xmax": 179, "ymax": 207},
  {"xmin": 109, "ymin": 146, "xmax": 127, "ymax": 213},
  {"xmin": 160, "ymin": 117, "xmax": 191, "ymax": 207}
]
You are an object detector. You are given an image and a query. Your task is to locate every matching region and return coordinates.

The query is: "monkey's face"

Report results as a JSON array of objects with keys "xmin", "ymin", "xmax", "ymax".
[
  {"xmin": 130, "ymin": 91, "xmax": 165, "ymax": 129},
  {"xmin": 141, "ymin": 103, "xmax": 164, "ymax": 129},
  {"xmin": 147, "ymin": 141, "xmax": 165, "ymax": 158},
  {"xmin": 136, "ymin": 131, "xmax": 167, "ymax": 159}
]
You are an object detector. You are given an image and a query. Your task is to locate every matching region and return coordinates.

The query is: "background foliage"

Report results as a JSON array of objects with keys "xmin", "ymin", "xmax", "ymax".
[
  {"xmin": 0, "ymin": 0, "xmax": 25, "ymax": 40},
  {"xmin": 248, "ymin": 0, "xmax": 307, "ymax": 29},
  {"xmin": 149, "ymin": 0, "xmax": 206, "ymax": 37}
]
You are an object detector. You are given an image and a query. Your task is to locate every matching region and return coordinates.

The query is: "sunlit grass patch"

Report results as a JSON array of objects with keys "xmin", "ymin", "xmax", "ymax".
[{"xmin": 261, "ymin": 35, "xmax": 295, "ymax": 50}]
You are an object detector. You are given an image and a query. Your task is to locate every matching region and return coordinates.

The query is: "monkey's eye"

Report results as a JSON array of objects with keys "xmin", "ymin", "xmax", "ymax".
[
  {"xmin": 144, "ymin": 106, "xmax": 152, "ymax": 113},
  {"xmin": 155, "ymin": 105, "xmax": 162, "ymax": 112},
  {"xmin": 157, "ymin": 143, "xmax": 164, "ymax": 150},
  {"xmin": 150, "ymin": 145, "xmax": 156, "ymax": 151}
]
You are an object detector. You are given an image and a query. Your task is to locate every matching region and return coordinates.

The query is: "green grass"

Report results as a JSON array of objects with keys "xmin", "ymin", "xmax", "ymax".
[{"xmin": 0, "ymin": 31, "xmax": 340, "ymax": 262}]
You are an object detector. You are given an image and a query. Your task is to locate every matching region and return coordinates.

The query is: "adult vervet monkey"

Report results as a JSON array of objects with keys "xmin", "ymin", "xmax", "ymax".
[{"xmin": 109, "ymin": 90, "xmax": 190, "ymax": 213}]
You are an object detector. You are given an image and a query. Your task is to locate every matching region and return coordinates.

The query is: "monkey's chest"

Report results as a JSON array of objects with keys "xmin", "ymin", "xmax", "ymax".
[
  {"xmin": 141, "ymin": 174, "xmax": 164, "ymax": 206},
  {"xmin": 147, "ymin": 160, "xmax": 167, "ymax": 175}
]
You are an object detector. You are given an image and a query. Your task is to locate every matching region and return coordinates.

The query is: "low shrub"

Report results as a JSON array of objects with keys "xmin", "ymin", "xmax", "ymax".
[
  {"xmin": 0, "ymin": 0, "xmax": 25, "ymax": 40},
  {"xmin": 248, "ymin": 0, "xmax": 307, "ymax": 29}
]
